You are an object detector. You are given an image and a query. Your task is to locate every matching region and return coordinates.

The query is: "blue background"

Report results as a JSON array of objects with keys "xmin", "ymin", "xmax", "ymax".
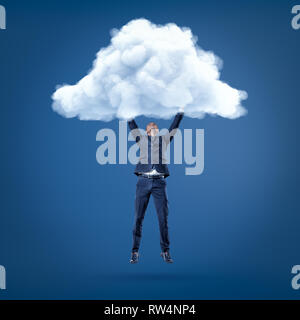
[{"xmin": 0, "ymin": 0, "xmax": 299, "ymax": 299}]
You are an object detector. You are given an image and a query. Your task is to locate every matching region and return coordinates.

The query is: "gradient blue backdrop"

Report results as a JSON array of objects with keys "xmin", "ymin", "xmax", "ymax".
[{"xmin": 0, "ymin": 0, "xmax": 299, "ymax": 299}]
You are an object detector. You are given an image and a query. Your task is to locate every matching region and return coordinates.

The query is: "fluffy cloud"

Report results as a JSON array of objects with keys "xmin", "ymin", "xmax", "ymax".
[{"xmin": 52, "ymin": 18, "xmax": 247, "ymax": 121}]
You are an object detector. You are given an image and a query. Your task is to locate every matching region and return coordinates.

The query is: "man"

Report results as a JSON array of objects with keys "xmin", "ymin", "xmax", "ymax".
[{"xmin": 128, "ymin": 110, "xmax": 184, "ymax": 264}]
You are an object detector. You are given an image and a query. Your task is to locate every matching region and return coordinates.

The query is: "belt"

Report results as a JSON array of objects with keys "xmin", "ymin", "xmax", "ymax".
[{"xmin": 139, "ymin": 173, "xmax": 165, "ymax": 179}]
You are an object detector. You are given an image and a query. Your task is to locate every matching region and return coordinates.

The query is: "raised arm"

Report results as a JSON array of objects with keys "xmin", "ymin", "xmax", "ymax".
[
  {"xmin": 164, "ymin": 112, "xmax": 184, "ymax": 144},
  {"xmin": 128, "ymin": 119, "xmax": 142, "ymax": 143},
  {"xmin": 168, "ymin": 112, "xmax": 184, "ymax": 132}
]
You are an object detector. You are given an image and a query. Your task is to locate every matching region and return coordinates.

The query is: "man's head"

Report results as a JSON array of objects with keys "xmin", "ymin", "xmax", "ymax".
[{"xmin": 146, "ymin": 122, "xmax": 159, "ymax": 136}]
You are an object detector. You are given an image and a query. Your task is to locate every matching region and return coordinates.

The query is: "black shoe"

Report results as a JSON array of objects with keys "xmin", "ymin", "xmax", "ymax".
[
  {"xmin": 161, "ymin": 251, "xmax": 174, "ymax": 263},
  {"xmin": 130, "ymin": 252, "xmax": 139, "ymax": 264}
]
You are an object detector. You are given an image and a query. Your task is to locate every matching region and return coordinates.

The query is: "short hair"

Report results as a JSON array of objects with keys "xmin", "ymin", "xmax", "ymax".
[
  {"xmin": 146, "ymin": 122, "xmax": 158, "ymax": 128},
  {"xmin": 146, "ymin": 122, "xmax": 158, "ymax": 133}
]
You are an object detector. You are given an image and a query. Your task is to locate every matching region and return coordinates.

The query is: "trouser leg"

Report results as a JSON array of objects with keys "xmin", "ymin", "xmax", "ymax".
[
  {"xmin": 152, "ymin": 179, "xmax": 170, "ymax": 252},
  {"xmin": 132, "ymin": 177, "xmax": 151, "ymax": 252}
]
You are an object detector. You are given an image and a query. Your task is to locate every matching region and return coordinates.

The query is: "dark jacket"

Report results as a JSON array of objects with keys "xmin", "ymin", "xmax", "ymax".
[{"xmin": 128, "ymin": 112, "xmax": 184, "ymax": 177}]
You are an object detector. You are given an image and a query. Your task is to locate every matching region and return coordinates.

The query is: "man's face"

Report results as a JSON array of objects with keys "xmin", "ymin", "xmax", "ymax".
[{"xmin": 146, "ymin": 122, "xmax": 159, "ymax": 136}]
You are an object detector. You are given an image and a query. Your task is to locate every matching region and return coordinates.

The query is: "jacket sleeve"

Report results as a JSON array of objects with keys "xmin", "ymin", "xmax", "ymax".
[
  {"xmin": 164, "ymin": 112, "xmax": 184, "ymax": 144},
  {"xmin": 128, "ymin": 119, "xmax": 141, "ymax": 143}
]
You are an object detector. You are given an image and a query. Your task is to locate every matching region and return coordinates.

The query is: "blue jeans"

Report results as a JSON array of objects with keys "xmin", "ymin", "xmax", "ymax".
[{"xmin": 132, "ymin": 176, "xmax": 170, "ymax": 253}]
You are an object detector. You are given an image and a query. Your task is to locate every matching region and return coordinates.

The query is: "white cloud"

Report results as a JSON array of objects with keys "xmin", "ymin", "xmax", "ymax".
[{"xmin": 52, "ymin": 18, "xmax": 247, "ymax": 121}]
